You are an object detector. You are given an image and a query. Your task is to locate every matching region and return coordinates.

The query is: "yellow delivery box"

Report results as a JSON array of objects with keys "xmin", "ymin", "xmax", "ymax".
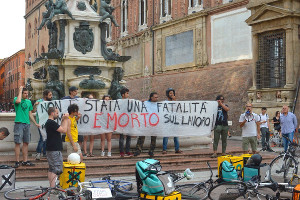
[
  {"xmin": 139, "ymin": 191, "xmax": 181, "ymax": 200},
  {"xmin": 240, "ymin": 154, "xmax": 252, "ymax": 165},
  {"xmin": 59, "ymin": 162, "xmax": 85, "ymax": 189},
  {"xmin": 217, "ymin": 155, "xmax": 243, "ymax": 177}
]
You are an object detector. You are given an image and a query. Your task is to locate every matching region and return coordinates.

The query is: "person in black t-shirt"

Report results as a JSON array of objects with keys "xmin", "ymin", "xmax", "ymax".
[
  {"xmin": 45, "ymin": 107, "xmax": 69, "ymax": 187},
  {"xmin": 211, "ymin": 95, "xmax": 230, "ymax": 158}
]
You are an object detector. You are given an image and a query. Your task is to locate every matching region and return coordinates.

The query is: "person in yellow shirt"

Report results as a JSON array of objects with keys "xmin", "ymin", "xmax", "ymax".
[{"xmin": 65, "ymin": 104, "xmax": 83, "ymax": 162}]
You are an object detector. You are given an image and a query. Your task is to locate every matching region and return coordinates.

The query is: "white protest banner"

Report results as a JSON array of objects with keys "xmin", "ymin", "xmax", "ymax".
[{"xmin": 37, "ymin": 98, "xmax": 218, "ymax": 137}]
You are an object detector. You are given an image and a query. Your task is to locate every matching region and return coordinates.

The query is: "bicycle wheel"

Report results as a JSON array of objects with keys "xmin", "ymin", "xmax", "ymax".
[
  {"xmin": 4, "ymin": 187, "xmax": 46, "ymax": 200},
  {"xmin": 270, "ymin": 154, "xmax": 298, "ymax": 183},
  {"xmin": 113, "ymin": 180, "xmax": 139, "ymax": 199},
  {"xmin": 247, "ymin": 186, "xmax": 276, "ymax": 200},
  {"xmin": 208, "ymin": 181, "xmax": 247, "ymax": 200},
  {"xmin": 176, "ymin": 183, "xmax": 208, "ymax": 200}
]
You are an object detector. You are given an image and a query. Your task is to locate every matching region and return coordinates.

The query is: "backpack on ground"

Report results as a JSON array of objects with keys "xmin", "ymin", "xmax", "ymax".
[
  {"xmin": 219, "ymin": 160, "xmax": 238, "ymax": 182},
  {"xmin": 136, "ymin": 159, "xmax": 175, "ymax": 196}
]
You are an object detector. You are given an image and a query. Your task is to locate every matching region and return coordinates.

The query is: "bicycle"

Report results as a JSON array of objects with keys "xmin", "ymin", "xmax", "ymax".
[
  {"xmin": 78, "ymin": 175, "xmax": 137, "ymax": 200},
  {"xmin": 269, "ymin": 129, "xmax": 282, "ymax": 148},
  {"xmin": 269, "ymin": 135, "xmax": 299, "ymax": 183},
  {"xmin": 174, "ymin": 162, "xmax": 215, "ymax": 200},
  {"xmin": 4, "ymin": 186, "xmax": 80, "ymax": 200},
  {"xmin": 115, "ymin": 168, "xmax": 196, "ymax": 199},
  {"xmin": 208, "ymin": 175, "xmax": 286, "ymax": 200}
]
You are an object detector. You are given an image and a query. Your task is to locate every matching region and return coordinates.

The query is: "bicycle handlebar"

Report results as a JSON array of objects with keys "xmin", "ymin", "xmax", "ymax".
[{"xmin": 282, "ymin": 135, "xmax": 298, "ymax": 147}]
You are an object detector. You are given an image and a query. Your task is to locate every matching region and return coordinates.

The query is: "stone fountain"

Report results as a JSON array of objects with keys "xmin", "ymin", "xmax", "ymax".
[{"xmin": 30, "ymin": 0, "xmax": 130, "ymax": 100}]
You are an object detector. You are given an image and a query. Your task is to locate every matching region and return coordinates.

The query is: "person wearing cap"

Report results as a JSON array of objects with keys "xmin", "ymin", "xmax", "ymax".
[
  {"xmin": 61, "ymin": 86, "xmax": 80, "ymax": 100},
  {"xmin": 162, "ymin": 88, "xmax": 183, "ymax": 154}
]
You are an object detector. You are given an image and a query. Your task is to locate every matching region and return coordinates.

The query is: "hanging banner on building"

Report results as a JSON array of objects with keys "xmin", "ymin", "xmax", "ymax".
[{"xmin": 37, "ymin": 98, "xmax": 218, "ymax": 137}]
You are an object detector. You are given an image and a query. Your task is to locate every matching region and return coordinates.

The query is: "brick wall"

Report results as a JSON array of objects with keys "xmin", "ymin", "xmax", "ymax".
[{"xmin": 124, "ymin": 60, "xmax": 253, "ymax": 135}]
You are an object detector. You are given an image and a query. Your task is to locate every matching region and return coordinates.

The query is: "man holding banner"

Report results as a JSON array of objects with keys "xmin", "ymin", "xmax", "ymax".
[
  {"xmin": 65, "ymin": 104, "xmax": 83, "ymax": 162},
  {"xmin": 119, "ymin": 88, "xmax": 133, "ymax": 157},
  {"xmin": 134, "ymin": 92, "xmax": 159, "ymax": 157},
  {"xmin": 162, "ymin": 88, "xmax": 183, "ymax": 154}
]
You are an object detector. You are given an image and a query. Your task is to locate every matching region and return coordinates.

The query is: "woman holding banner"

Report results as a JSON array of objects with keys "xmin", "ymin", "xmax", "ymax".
[
  {"xmin": 162, "ymin": 88, "xmax": 183, "ymax": 154},
  {"xmin": 82, "ymin": 94, "xmax": 95, "ymax": 157},
  {"xmin": 100, "ymin": 95, "xmax": 113, "ymax": 157}
]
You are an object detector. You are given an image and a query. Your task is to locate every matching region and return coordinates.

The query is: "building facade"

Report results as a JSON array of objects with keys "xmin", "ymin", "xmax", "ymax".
[
  {"xmin": 246, "ymin": 0, "xmax": 300, "ymax": 118},
  {"xmin": 0, "ymin": 49, "xmax": 26, "ymax": 111},
  {"xmin": 107, "ymin": 0, "xmax": 254, "ymax": 133},
  {"xmin": 24, "ymin": 0, "xmax": 300, "ymax": 134}
]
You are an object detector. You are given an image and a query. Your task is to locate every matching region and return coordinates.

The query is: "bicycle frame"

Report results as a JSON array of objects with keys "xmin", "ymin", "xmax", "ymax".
[{"xmin": 78, "ymin": 176, "xmax": 133, "ymax": 194}]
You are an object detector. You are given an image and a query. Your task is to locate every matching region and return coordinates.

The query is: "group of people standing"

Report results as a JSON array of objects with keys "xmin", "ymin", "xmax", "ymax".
[
  {"xmin": 11, "ymin": 86, "xmax": 184, "ymax": 168},
  {"xmin": 212, "ymin": 95, "xmax": 299, "ymax": 157}
]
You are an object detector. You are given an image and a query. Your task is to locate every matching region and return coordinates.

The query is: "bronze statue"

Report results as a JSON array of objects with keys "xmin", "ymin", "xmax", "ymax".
[
  {"xmin": 37, "ymin": 0, "xmax": 54, "ymax": 30},
  {"xmin": 38, "ymin": 0, "xmax": 74, "ymax": 30},
  {"xmin": 79, "ymin": 75, "xmax": 106, "ymax": 89},
  {"xmin": 45, "ymin": 65, "xmax": 65, "ymax": 100},
  {"xmin": 51, "ymin": 0, "xmax": 74, "ymax": 20},
  {"xmin": 99, "ymin": 0, "xmax": 119, "ymax": 27},
  {"xmin": 108, "ymin": 67, "xmax": 125, "ymax": 100}
]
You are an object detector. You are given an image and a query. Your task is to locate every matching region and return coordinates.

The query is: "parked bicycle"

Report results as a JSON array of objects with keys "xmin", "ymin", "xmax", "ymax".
[
  {"xmin": 4, "ymin": 186, "xmax": 80, "ymax": 200},
  {"xmin": 208, "ymin": 175, "xmax": 293, "ymax": 200},
  {"xmin": 174, "ymin": 162, "xmax": 215, "ymax": 200},
  {"xmin": 269, "ymin": 130, "xmax": 282, "ymax": 148},
  {"xmin": 115, "ymin": 167, "xmax": 196, "ymax": 199},
  {"xmin": 269, "ymin": 135, "xmax": 299, "ymax": 183},
  {"xmin": 78, "ymin": 175, "xmax": 137, "ymax": 200}
]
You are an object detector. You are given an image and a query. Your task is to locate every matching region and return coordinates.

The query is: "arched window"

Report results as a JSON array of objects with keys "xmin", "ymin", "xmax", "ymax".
[
  {"xmin": 41, "ymin": 46, "xmax": 45, "ymax": 54},
  {"xmin": 188, "ymin": 0, "xmax": 203, "ymax": 14},
  {"xmin": 121, "ymin": 0, "xmax": 128, "ymax": 37},
  {"xmin": 139, "ymin": 0, "xmax": 148, "ymax": 31},
  {"xmin": 160, "ymin": 0, "xmax": 172, "ymax": 23},
  {"xmin": 34, "ymin": 50, "xmax": 37, "ymax": 59},
  {"xmin": 28, "ymin": 54, "xmax": 32, "ymax": 67},
  {"xmin": 34, "ymin": 18, "xmax": 37, "ymax": 35},
  {"xmin": 28, "ymin": 23, "xmax": 31, "ymax": 39}
]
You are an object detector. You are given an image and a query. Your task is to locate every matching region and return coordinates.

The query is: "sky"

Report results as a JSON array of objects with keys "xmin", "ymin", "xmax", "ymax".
[{"xmin": 0, "ymin": 1, "xmax": 25, "ymax": 59}]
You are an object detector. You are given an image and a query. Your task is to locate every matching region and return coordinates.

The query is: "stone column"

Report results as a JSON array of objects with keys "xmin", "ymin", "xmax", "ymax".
[
  {"xmin": 252, "ymin": 33, "xmax": 258, "ymax": 89},
  {"xmin": 285, "ymin": 28, "xmax": 294, "ymax": 88}
]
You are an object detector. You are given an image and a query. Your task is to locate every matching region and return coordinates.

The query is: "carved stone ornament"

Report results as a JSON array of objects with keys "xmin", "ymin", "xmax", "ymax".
[
  {"xmin": 99, "ymin": 23, "xmax": 131, "ymax": 61},
  {"xmin": 79, "ymin": 75, "xmax": 106, "ymax": 89},
  {"xmin": 45, "ymin": 65, "xmax": 65, "ymax": 100},
  {"xmin": 73, "ymin": 21, "xmax": 94, "ymax": 54},
  {"xmin": 77, "ymin": 1, "xmax": 86, "ymax": 11},
  {"xmin": 74, "ymin": 66, "xmax": 102, "ymax": 76}
]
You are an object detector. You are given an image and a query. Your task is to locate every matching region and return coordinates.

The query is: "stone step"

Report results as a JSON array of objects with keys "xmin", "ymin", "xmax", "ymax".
[{"xmin": 14, "ymin": 151, "xmax": 277, "ymax": 181}]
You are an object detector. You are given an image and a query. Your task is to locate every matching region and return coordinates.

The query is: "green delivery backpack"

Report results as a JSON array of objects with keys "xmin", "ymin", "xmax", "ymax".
[
  {"xmin": 136, "ymin": 159, "xmax": 175, "ymax": 196},
  {"xmin": 219, "ymin": 160, "xmax": 238, "ymax": 182}
]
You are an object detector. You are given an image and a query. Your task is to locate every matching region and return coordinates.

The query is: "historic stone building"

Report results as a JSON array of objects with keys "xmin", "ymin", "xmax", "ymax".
[
  {"xmin": 246, "ymin": 0, "xmax": 300, "ymax": 119},
  {"xmin": 0, "ymin": 49, "xmax": 26, "ymax": 110},
  {"xmin": 23, "ymin": 0, "xmax": 300, "ymax": 134},
  {"xmin": 107, "ymin": 0, "xmax": 254, "ymax": 133}
]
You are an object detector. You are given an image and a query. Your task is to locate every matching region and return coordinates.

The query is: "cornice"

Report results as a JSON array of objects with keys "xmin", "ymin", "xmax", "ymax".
[
  {"xmin": 247, "ymin": 0, "xmax": 280, "ymax": 9},
  {"xmin": 206, "ymin": 0, "xmax": 249, "ymax": 15},
  {"xmin": 246, "ymin": 4, "xmax": 300, "ymax": 25},
  {"xmin": 24, "ymin": 0, "xmax": 47, "ymax": 19}
]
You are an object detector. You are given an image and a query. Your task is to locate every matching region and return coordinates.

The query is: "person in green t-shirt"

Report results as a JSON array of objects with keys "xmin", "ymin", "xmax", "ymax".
[
  {"xmin": 32, "ymin": 89, "xmax": 53, "ymax": 160},
  {"xmin": 13, "ymin": 86, "xmax": 40, "ymax": 168}
]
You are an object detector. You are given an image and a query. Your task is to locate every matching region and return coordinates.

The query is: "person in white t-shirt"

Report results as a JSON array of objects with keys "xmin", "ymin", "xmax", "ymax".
[
  {"xmin": 239, "ymin": 103, "xmax": 261, "ymax": 154},
  {"xmin": 259, "ymin": 107, "xmax": 274, "ymax": 152}
]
